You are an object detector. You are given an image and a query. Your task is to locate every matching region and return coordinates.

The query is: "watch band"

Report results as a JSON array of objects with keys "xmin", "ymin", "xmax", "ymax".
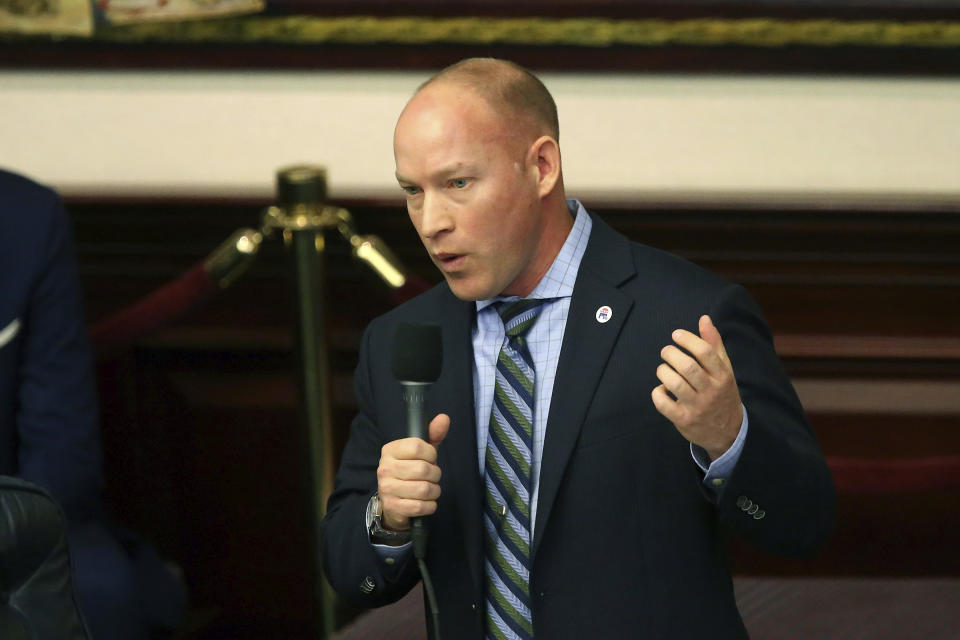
[{"xmin": 367, "ymin": 493, "xmax": 412, "ymax": 545}]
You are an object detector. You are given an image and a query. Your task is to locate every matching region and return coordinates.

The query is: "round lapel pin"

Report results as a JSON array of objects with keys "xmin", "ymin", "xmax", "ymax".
[{"xmin": 595, "ymin": 305, "xmax": 612, "ymax": 323}]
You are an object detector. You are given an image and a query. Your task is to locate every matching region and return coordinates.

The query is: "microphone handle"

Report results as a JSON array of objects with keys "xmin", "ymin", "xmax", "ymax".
[
  {"xmin": 400, "ymin": 382, "xmax": 431, "ymax": 559},
  {"xmin": 401, "ymin": 382, "xmax": 431, "ymax": 440}
]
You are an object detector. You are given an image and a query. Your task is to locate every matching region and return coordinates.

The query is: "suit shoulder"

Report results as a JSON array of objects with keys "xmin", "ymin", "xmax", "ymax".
[
  {"xmin": 0, "ymin": 170, "xmax": 65, "ymax": 235},
  {"xmin": 583, "ymin": 209, "xmax": 731, "ymax": 297},
  {"xmin": 0, "ymin": 169, "xmax": 60, "ymax": 208},
  {"xmin": 629, "ymin": 241, "xmax": 731, "ymax": 293}
]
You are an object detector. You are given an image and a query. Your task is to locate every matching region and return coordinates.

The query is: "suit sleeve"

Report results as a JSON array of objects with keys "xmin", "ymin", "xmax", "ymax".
[
  {"xmin": 710, "ymin": 284, "xmax": 835, "ymax": 556},
  {"xmin": 320, "ymin": 319, "xmax": 420, "ymax": 607},
  {"xmin": 16, "ymin": 191, "xmax": 104, "ymax": 522}
]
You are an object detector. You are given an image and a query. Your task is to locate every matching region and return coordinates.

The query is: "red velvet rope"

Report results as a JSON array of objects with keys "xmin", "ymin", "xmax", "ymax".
[
  {"xmin": 88, "ymin": 265, "xmax": 432, "ymax": 358},
  {"xmin": 89, "ymin": 262, "xmax": 217, "ymax": 358}
]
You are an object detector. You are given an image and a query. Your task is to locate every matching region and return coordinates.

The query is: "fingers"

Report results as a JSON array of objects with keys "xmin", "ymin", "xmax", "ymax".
[
  {"xmin": 651, "ymin": 384, "xmax": 683, "ymax": 423},
  {"xmin": 659, "ymin": 345, "xmax": 708, "ymax": 392},
  {"xmin": 381, "ymin": 496, "xmax": 439, "ymax": 522},
  {"xmin": 380, "ymin": 478, "xmax": 440, "ymax": 501},
  {"xmin": 378, "ymin": 439, "xmax": 442, "ymax": 487},
  {"xmin": 656, "ymin": 361, "xmax": 695, "ymax": 401},
  {"xmin": 653, "ymin": 316, "xmax": 743, "ymax": 459},
  {"xmin": 377, "ymin": 446, "xmax": 443, "ymax": 526},
  {"xmin": 379, "ymin": 457, "xmax": 442, "ymax": 483},
  {"xmin": 377, "ymin": 415, "xmax": 449, "ymax": 529},
  {"xmin": 383, "ymin": 436, "xmax": 438, "ymax": 463},
  {"xmin": 378, "ymin": 475, "xmax": 442, "ymax": 502},
  {"xmin": 698, "ymin": 315, "xmax": 729, "ymax": 360},
  {"xmin": 429, "ymin": 413, "xmax": 451, "ymax": 447},
  {"xmin": 376, "ymin": 459, "xmax": 441, "ymax": 521},
  {"xmin": 668, "ymin": 321, "xmax": 727, "ymax": 377}
]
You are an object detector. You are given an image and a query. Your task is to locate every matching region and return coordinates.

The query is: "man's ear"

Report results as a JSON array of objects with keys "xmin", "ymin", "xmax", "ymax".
[{"xmin": 527, "ymin": 135, "xmax": 561, "ymax": 198}]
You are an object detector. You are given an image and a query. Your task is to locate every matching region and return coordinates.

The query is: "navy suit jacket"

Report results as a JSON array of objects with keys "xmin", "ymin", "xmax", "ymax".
[
  {"xmin": 322, "ymin": 211, "xmax": 834, "ymax": 638},
  {"xmin": 0, "ymin": 169, "xmax": 103, "ymax": 523}
]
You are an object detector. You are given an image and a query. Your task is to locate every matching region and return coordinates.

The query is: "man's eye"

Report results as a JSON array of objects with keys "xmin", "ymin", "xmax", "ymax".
[
  {"xmin": 450, "ymin": 178, "xmax": 469, "ymax": 189},
  {"xmin": 401, "ymin": 186, "xmax": 421, "ymax": 196}
]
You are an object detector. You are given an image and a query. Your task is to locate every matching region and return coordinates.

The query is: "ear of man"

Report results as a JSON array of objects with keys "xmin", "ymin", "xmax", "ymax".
[{"xmin": 527, "ymin": 135, "xmax": 561, "ymax": 198}]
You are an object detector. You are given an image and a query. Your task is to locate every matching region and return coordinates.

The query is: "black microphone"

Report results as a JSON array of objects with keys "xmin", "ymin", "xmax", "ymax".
[
  {"xmin": 391, "ymin": 322, "xmax": 444, "ymax": 639},
  {"xmin": 390, "ymin": 322, "xmax": 443, "ymax": 558}
]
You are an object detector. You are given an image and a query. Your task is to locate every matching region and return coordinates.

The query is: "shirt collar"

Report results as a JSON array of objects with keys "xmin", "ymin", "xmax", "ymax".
[{"xmin": 476, "ymin": 198, "xmax": 592, "ymax": 312}]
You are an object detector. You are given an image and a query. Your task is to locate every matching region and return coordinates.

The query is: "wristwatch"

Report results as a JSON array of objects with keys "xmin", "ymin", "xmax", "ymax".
[{"xmin": 367, "ymin": 493, "xmax": 412, "ymax": 545}]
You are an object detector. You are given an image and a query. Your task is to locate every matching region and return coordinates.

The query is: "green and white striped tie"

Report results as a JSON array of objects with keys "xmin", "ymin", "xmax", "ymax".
[{"xmin": 484, "ymin": 298, "xmax": 547, "ymax": 640}]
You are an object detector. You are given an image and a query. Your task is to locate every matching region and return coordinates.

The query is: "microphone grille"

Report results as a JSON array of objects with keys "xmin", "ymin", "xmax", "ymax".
[{"xmin": 391, "ymin": 322, "xmax": 443, "ymax": 382}]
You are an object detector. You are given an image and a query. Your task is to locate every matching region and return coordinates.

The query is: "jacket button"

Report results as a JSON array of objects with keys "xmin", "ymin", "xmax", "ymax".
[
  {"xmin": 754, "ymin": 509, "xmax": 766, "ymax": 520},
  {"xmin": 736, "ymin": 495, "xmax": 748, "ymax": 509},
  {"xmin": 359, "ymin": 576, "xmax": 376, "ymax": 594},
  {"xmin": 747, "ymin": 504, "xmax": 759, "ymax": 515}
]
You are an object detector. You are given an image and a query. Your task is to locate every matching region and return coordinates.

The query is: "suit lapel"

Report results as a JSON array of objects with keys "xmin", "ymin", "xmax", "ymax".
[
  {"xmin": 431, "ymin": 288, "xmax": 484, "ymax": 597},
  {"xmin": 532, "ymin": 215, "xmax": 637, "ymax": 559}
]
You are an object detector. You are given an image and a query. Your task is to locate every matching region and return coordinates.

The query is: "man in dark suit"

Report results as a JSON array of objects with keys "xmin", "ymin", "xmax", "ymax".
[
  {"xmin": 321, "ymin": 59, "xmax": 834, "ymax": 639},
  {"xmin": 0, "ymin": 169, "xmax": 186, "ymax": 639}
]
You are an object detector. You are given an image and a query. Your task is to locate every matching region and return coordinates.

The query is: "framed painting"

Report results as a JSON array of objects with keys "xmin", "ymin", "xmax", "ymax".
[{"xmin": 2, "ymin": 1, "xmax": 959, "ymax": 74}]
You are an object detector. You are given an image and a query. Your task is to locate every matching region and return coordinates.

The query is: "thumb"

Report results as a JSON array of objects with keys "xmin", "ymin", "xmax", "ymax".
[
  {"xmin": 699, "ymin": 315, "xmax": 725, "ymax": 352},
  {"xmin": 428, "ymin": 413, "xmax": 451, "ymax": 447}
]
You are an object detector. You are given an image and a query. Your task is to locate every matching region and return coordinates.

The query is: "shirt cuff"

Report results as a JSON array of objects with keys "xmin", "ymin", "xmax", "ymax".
[
  {"xmin": 373, "ymin": 540, "xmax": 413, "ymax": 566},
  {"xmin": 690, "ymin": 404, "xmax": 748, "ymax": 496}
]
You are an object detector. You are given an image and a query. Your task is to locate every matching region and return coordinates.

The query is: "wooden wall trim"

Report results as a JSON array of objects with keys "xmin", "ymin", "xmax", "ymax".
[
  {"xmin": 795, "ymin": 378, "xmax": 960, "ymax": 415},
  {"xmin": 776, "ymin": 335, "xmax": 960, "ymax": 361}
]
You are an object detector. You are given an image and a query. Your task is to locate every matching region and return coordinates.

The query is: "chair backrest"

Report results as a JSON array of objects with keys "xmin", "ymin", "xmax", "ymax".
[{"xmin": 0, "ymin": 476, "xmax": 91, "ymax": 640}]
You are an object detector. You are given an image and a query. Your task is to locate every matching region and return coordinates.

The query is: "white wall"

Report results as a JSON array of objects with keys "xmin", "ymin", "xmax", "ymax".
[{"xmin": 2, "ymin": 70, "xmax": 959, "ymax": 201}]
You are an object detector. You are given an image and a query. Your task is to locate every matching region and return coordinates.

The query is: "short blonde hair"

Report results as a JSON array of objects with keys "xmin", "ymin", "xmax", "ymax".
[{"xmin": 418, "ymin": 57, "xmax": 560, "ymax": 142}]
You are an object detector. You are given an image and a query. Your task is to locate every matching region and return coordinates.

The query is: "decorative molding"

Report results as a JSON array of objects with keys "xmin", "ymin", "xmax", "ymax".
[{"xmin": 66, "ymin": 16, "xmax": 960, "ymax": 48}]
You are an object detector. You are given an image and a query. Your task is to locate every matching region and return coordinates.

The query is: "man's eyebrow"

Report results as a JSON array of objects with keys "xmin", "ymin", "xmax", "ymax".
[
  {"xmin": 435, "ymin": 163, "xmax": 471, "ymax": 178},
  {"xmin": 396, "ymin": 164, "xmax": 474, "ymax": 186}
]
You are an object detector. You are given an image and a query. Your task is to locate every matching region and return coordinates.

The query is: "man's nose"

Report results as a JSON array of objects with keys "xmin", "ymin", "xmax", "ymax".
[{"xmin": 419, "ymin": 193, "xmax": 454, "ymax": 239}]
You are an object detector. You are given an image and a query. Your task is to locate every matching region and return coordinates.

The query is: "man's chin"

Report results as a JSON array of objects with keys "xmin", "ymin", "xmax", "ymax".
[{"xmin": 443, "ymin": 275, "xmax": 495, "ymax": 302}]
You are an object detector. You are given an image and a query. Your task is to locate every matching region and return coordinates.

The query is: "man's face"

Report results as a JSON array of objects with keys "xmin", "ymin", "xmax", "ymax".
[{"xmin": 393, "ymin": 84, "xmax": 547, "ymax": 301}]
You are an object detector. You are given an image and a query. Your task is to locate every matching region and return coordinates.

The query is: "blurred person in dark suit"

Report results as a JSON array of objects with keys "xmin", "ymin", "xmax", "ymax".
[{"xmin": 0, "ymin": 168, "xmax": 187, "ymax": 639}]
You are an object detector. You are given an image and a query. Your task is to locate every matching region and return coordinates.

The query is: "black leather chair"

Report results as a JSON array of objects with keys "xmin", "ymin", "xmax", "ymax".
[{"xmin": 0, "ymin": 475, "xmax": 91, "ymax": 640}]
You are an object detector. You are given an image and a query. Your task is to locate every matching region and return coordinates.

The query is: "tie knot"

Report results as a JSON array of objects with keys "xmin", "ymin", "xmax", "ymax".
[{"xmin": 498, "ymin": 299, "xmax": 548, "ymax": 338}]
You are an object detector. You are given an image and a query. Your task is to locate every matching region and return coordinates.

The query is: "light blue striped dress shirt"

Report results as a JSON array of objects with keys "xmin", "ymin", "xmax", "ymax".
[{"xmin": 472, "ymin": 199, "xmax": 591, "ymax": 531}]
